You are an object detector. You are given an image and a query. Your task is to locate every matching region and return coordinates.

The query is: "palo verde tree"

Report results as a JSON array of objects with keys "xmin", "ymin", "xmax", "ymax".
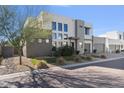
[{"xmin": 0, "ymin": 6, "xmax": 52, "ymax": 65}]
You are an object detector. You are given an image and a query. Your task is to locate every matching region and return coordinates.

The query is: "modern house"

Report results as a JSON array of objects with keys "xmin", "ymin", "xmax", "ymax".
[
  {"xmin": 23, "ymin": 11, "xmax": 93, "ymax": 57},
  {"xmin": 93, "ymin": 31, "xmax": 124, "ymax": 53}
]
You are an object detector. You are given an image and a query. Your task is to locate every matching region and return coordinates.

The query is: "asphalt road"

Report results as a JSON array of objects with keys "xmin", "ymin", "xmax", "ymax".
[{"xmin": 70, "ymin": 58, "xmax": 124, "ymax": 70}]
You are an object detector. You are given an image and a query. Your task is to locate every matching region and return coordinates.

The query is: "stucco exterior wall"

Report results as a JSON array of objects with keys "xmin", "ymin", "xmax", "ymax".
[
  {"xmin": 75, "ymin": 20, "xmax": 85, "ymax": 54},
  {"xmin": 24, "ymin": 37, "xmax": 52, "ymax": 57}
]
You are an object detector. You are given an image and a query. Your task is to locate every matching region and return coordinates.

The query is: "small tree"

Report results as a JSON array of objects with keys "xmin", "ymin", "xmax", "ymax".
[{"xmin": 0, "ymin": 6, "xmax": 52, "ymax": 65}]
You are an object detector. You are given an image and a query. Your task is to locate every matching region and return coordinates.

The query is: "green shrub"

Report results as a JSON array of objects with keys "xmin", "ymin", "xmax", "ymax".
[
  {"xmin": 54, "ymin": 45, "xmax": 74, "ymax": 57},
  {"xmin": 43, "ymin": 57, "xmax": 56, "ymax": 63},
  {"xmin": 31, "ymin": 59, "xmax": 48, "ymax": 69}
]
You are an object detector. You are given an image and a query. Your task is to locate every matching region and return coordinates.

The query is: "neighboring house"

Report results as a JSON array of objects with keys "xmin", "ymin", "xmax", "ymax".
[{"xmin": 94, "ymin": 31, "xmax": 124, "ymax": 53}]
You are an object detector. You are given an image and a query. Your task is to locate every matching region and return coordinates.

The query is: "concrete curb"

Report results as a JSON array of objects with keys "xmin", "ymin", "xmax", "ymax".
[{"xmin": 62, "ymin": 57, "xmax": 124, "ymax": 69}]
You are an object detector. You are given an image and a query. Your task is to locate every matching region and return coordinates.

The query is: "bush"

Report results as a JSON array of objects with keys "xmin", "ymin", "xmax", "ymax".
[
  {"xmin": 85, "ymin": 56, "xmax": 93, "ymax": 61},
  {"xmin": 81, "ymin": 55, "xmax": 93, "ymax": 61},
  {"xmin": 93, "ymin": 49, "xmax": 97, "ymax": 53},
  {"xmin": 54, "ymin": 45, "xmax": 74, "ymax": 57},
  {"xmin": 64, "ymin": 56, "xmax": 74, "ymax": 61},
  {"xmin": 74, "ymin": 55, "xmax": 81, "ymax": 62},
  {"xmin": 56, "ymin": 57, "xmax": 65, "ymax": 65},
  {"xmin": 52, "ymin": 46, "xmax": 56, "ymax": 51},
  {"xmin": 100, "ymin": 55, "xmax": 107, "ymax": 59},
  {"xmin": 116, "ymin": 50, "xmax": 120, "ymax": 53},
  {"xmin": 76, "ymin": 50, "xmax": 80, "ymax": 55},
  {"xmin": 31, "ymin": 59, "xmax": 48, "ymax": 69}
]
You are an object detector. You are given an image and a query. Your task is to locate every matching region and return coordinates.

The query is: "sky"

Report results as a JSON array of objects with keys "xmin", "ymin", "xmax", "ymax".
[{"xmin": 16, "ymin": 5, "xmax": 124, "ymax": 36}]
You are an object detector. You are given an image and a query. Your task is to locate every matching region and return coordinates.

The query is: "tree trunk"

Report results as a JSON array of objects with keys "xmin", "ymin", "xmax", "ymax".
[{"xmin": 19, "ymin": 48, "xmax": 22, "ymax": 65}]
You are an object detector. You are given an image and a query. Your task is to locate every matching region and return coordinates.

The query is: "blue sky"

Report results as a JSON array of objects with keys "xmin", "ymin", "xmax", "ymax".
[{"xmin": 17, "ymin": 5, "xmax": 124, "ymax": 36}]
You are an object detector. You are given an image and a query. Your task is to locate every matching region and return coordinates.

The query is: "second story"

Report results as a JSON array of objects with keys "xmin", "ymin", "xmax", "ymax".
[
  {"xmin": 38, "ymin": 11, "xmax": 75, "ymax": 39},
  {"xmin": 84, "ymin": 23, "xmax": 93, "ymax": 40},
  {"xmin": 99, "ymin": 31, "xmax": 124, "ymax": 40},
  {"xmin": 37, "ymin": 11, "xmax": 93, "ymax": 41}
]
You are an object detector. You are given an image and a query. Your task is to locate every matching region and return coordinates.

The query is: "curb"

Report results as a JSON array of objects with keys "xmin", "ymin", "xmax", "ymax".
[{"xmin": 62, "ymin": 57, "xmax": 124, "ymax": 69}]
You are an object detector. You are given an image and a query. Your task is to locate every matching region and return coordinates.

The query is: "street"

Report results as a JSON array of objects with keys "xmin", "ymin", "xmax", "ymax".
[{"xmin": 70, "ymin": 58, "xmax": 124, "ymax": 70}]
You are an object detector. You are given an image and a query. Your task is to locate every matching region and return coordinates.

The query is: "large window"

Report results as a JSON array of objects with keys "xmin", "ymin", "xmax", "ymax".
[
  {"xmin": 52, "ymin": 33, "xmax": 57, "ymax": 39},
  {"xmin": 52, "ymin": 22, "xmax": 56, "ymax": 30},
  {"xmin": 64, "ymin": 24, "xmax": 68, "ymax": 32},
  {"xmin": 85, "ymin": 27, "xmax": 90, "ymax": 35},
  {"xmin": 58, "ymin": 33, "xmax": 62, "ymax": 40},
  {"xmin": 58, "ymin": 23, "xmax": 62, "ymax": 31}
]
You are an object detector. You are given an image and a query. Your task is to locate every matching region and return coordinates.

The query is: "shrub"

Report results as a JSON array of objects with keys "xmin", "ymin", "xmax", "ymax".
[
  {"xmin": 56, "ymin": 56, "xmax": 65, "ymax": 65},
  {"xmin": 85, "ymin": 56, "xmax": 93, "ymax": 61},
  {"xmin": 74, "ymin": 55, "xmax": 81, "ymax": 62},
  {"xmin": 100, "ymin": 55, "xmax": 107, "ymax": 59},
  {"xmin": 76, "ymin": 50, "xmax": 80, "ymax": 55},
  {"xmin": 54, "ymin": 45, "xmax": 74, "ymax": 57},
  {"xmin": 116, "ymin": 50, "xmax": 120, "ymax": 53},
  {"xmin": 64, "ymin": 56, "xmax": 74, "ymax": 61},
  {"xmin": 81, "ymin": 55, "xmax": 93, "ymax": 61},
  {"xmin": 52, "ymin": 46, "xmax": 56, "ymax": 51},
  {"xmin": 93, "ymin": 49, "xmax": 97, "ymax": 53},
  {"xmin": 31, "ymin": 59, "xmax": 48, "ymax": 69}
]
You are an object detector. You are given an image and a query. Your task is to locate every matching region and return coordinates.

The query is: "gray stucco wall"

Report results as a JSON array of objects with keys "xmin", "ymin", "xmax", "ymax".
[
  {"xmin": 75, "ymin": 20, "xmax": 85, "ymax": 54},
  {"xmin": 93, "ymin": 37, "xmax": 106, "ymax": 53},
  {"xmin": 2, "ymin": 46, "xmax": 14, "ymax": 58},
  {"xmin": 23, "ymin": 37, "xmax": 52, "ymax": 57}
]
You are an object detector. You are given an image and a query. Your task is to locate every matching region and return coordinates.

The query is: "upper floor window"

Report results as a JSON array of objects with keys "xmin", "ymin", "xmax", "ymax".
[
  {"xmin": 58, "ymin": 33, "xmax": 62, "ymax": 40},
  {"xmin": 119, "ymin": 34, "xmax": 122, "ymax": 39},
  {"xmin": 52, "ymin": 22, "xmax": 56, "ymax": 30},
  {"xmin": 85, "ymin": 27, "xmax": 90, "ymax": 35},
  {"xmin": 64, "ymin": 24, "xmax": 68, "ymax": 32},
  {"xmin": 52, "ymin": 33, "xmax": 57, "ymax": 39},
  {"xmin": 58, "ymin": 23, "xmax": 62, "ymax": 31}
]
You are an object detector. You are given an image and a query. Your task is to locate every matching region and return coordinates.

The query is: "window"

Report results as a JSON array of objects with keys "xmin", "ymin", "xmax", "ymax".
[
  {"xmin": 119, "ymin": 34, "xmax": 122, "ymax": 39},
  {"xmin": 58, "ymin": 33, "xmax": 62, "ymax": 40},
  {"xmin": 52, "ymin": 33, "xmax": 57, "ymax": 39},
  {"xmin": 58, "ymin": 23, "xmax": 62, "ymax": 31},
  {"xmin": 85, "ymin": 27, "xmax": 90, "ymax": 35},
  {"xmin": 64, "ymin": 24, "xmax": 68, "ymax": 32},
  {"xmin": 52, "ymin": 22, "xmax": 56, "ymax": 30},
  {"xmin": 64, "ymin": 34, "xmax": 68, "ymax": 39}
]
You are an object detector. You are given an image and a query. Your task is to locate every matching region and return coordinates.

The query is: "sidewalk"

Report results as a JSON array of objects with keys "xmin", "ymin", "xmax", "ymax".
[{"xmin": 62, "ymin": 53, "xmax": 124, "ymax": 69}]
